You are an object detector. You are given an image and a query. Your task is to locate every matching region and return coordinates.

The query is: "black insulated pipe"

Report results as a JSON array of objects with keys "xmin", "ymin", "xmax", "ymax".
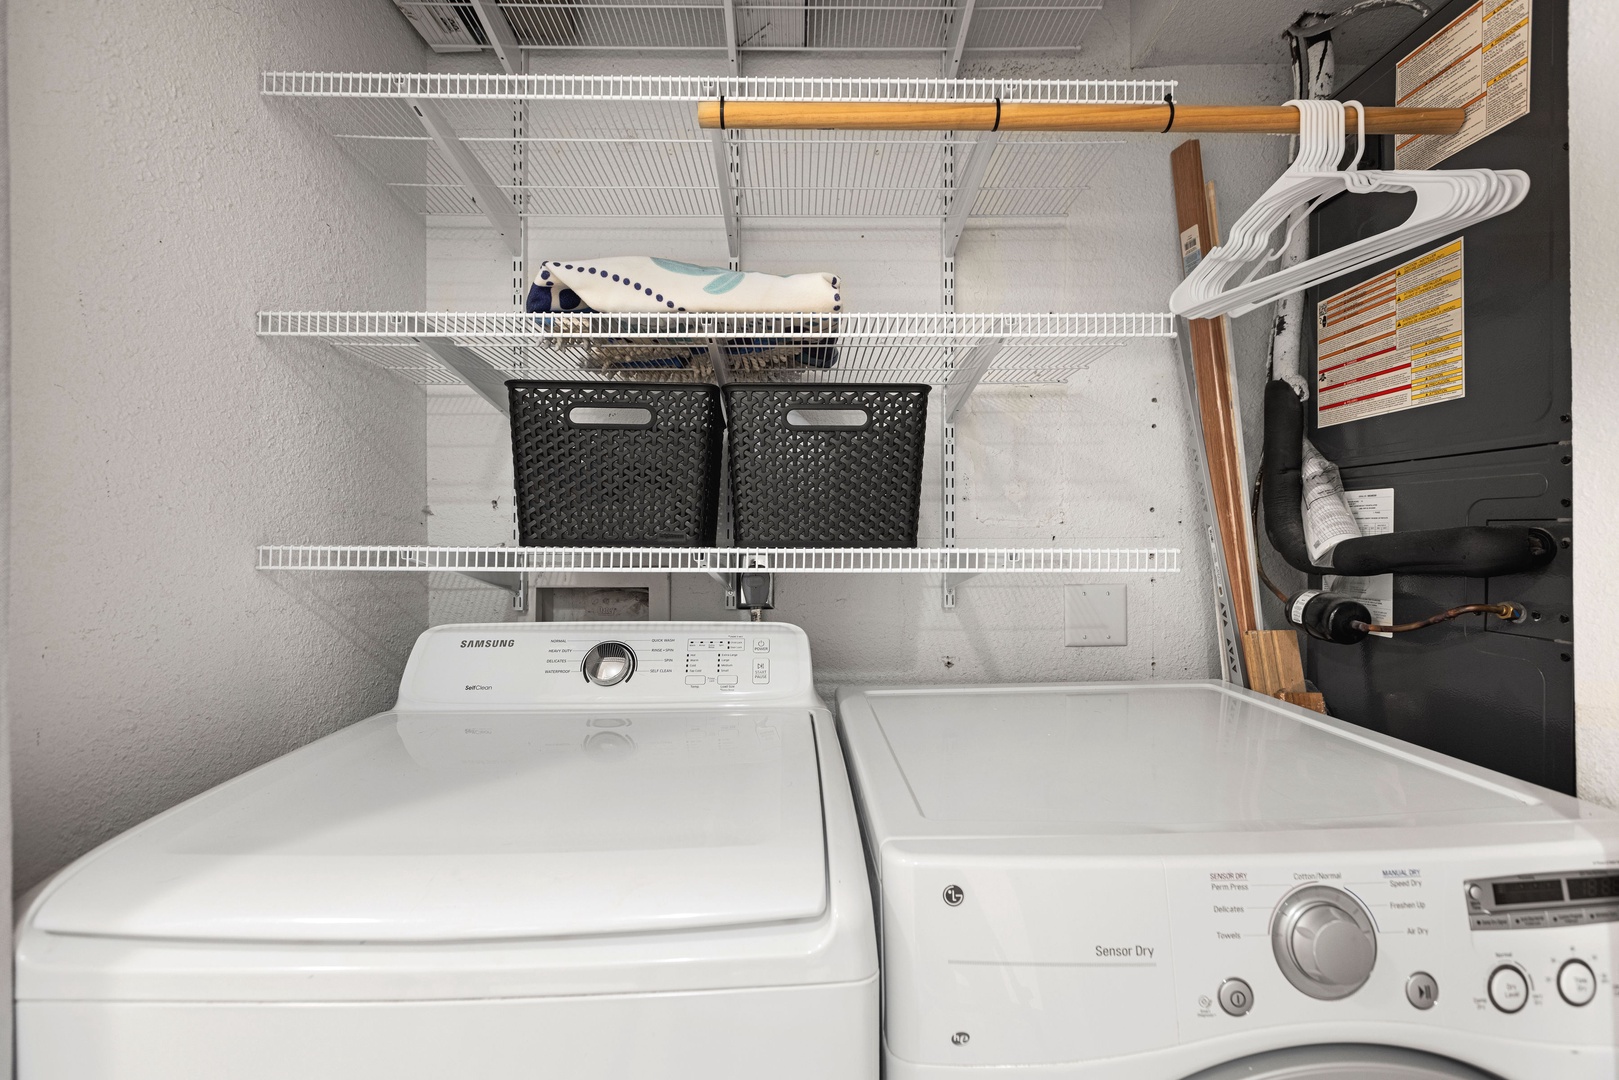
[{"xmin": 1261, "ymin": 380, "xmax": 1557, "ymax": 578}]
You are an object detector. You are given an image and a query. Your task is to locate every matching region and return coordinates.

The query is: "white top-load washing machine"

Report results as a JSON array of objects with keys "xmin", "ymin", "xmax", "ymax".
[
  {"xmin": 836, "ymin": 680, "xmax": 1619, "ymax": 1080},
  {"xmin": 17, "ymin": 622, "xmax": 877, "ymax": 1080}
]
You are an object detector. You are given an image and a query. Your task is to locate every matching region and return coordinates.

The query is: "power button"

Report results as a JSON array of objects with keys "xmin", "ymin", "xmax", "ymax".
[{"xmin": 1218, "ymin": 978, "xmax": 1254, "ymax": 1017}]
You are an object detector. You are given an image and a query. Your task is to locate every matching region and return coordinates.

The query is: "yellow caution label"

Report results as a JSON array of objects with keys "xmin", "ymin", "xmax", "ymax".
[{"xmin": 1397, "ymin": 298, "xmax": 1463, "ymax": 329}]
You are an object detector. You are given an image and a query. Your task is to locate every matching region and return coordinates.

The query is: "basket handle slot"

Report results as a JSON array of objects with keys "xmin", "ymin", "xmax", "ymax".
[
  {"xmin": 785, "ymin": 407, "xmax": 870, "ymax": 430},
  {"xmin": 568, "ymin": 405, "xmax": 655, "ymax": 428}
]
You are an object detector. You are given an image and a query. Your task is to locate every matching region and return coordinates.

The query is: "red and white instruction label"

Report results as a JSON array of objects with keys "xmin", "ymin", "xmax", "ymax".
[
  {"xmin": 1394, "ymin": 0, "xmax": 1531, "ymax": 170},
  {"xmin": 1316, "ymin": 238, "xmax": 1464, "ymax": 428}
]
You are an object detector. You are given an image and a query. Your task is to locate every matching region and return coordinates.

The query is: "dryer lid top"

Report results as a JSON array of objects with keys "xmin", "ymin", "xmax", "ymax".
[
  {"xmin": 34, "ymin": 709, "xmax": 827, "ymax": 943},
  {"xmin": 846, "ymin": 683, "xmax": 1572, "ymax": 834}
]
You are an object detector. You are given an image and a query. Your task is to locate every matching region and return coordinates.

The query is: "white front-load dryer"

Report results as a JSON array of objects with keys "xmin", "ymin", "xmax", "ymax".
[
  {"xmin": 835, "ymin": 680, "xmax": 1619, "ymax": 1080},
  {"xmin": 17, "ymin": 622, "xmax": 878, "ymax": 1080}
]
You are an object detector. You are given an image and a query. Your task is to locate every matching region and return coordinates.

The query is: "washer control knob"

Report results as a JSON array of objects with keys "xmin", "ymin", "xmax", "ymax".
[
  {"xmin": 582, "ymin": 642, "xmax": 635, "ymax": 686},
  {"xmin": 1271, "ymin": 885, "xmax": 1378, "ymax": 1000},
  {"xmin": 1217, "ymin": 978, "xmax": 1254, "ymax": 1017},
  {"xmin": 1467, "ymin": 883, "xmax": 1486, "ymax": 903},
  {"xmin": 1488, "ymin": 965, "xmax": 1529, "ymax": 1013},
  {"xmin": 1405, "ymin": 971, "xmax": 1439, "ymax": 1010},
  {"xmin": 1558, "ymin": 960, "xmax": 1596, "ymax": 1007}
]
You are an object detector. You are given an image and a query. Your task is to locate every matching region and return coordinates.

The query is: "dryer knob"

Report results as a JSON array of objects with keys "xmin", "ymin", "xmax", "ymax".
[
  {"xmin": 583, "ymin": 642, "xmax": 636, "ymax": 686},
  {"xmin": 1271, "ymin": 885, "xmax": 1377, "ymax": 1000}
]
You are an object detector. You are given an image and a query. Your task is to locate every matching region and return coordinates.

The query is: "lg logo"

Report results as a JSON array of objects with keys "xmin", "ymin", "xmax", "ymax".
[{"xmin": 943, "ymin": 884, "xmax": 964, "ymax": 907}]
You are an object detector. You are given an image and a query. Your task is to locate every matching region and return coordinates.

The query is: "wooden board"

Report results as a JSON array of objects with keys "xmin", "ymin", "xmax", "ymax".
[{"xmin": 1172, "ymin": 139, "xmax": 1323, "ymax": 713}]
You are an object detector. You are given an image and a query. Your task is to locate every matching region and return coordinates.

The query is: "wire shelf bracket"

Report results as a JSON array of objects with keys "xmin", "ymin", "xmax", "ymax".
[
  {"xmin": 943, "ymin": 336, "xmax": 1004, "ymax": 421},
  {"xmin": 414, "ymin": 337, "xmax": 512, "ymax": 415},
  {"xmin": 943, "ymin": 0, "xmax": 980, "ymax": 77},
  {"xmin": 406, "ymin": 97, "xmax": 522, "ymax": 255},
  {"xmin": 942, "ymin": 128, "xmax": 998, "ymax": 260},
  {"xmin": 468, "ymin": 0, "xmax": 523, "ymax": 73}
]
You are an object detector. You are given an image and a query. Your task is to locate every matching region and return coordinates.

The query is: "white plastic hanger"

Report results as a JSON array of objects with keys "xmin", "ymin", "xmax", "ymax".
[{"xmin": 1170, "ymin": 99, "xmax": 1529, "ymax": 319}]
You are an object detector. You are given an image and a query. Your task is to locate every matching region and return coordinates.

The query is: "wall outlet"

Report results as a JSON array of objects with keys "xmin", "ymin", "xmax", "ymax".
[{"xmin": 1065, "ymin": 585, "xmax": 1127, "ymax": 647}]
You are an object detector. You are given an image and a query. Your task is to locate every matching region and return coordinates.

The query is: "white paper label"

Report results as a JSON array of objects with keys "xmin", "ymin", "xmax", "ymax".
[
  {"xmin": 1301, "ymin": 440, "xmax": 1361, "ymax": 562},
  {"xmin": 1323, "ymin": 489, "xmax": 1395, "ymax": 637},
  {"xmin": 1394, "ymin": 0, "xmax": 1532, "ymax": 170},
  {"xmin": 1317, "ymin": 238, "xmax": 1464, "ymax": 428},
  {"xmin": 1290, "ymin": 589, "xmax": 1323, "ymax": 625},
  {"xmin": 1180, "ymin": 225, "xmax": 1203, "ymax": 277}
]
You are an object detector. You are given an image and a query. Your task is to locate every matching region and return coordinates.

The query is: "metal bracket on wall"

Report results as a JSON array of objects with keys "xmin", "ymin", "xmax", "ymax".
[
  {"xmin": 943, "ymin": 337, "xmax": 1005, "ymax": 421},
  {"xmin": 720, "ymin": 0, "xmax": 740, "ymax": 74},
  {"xmin": 467, "ymin": 0, "xmax": 523, "ymax": 73},
  {"xmin": 942, "ymin": 0, "xmax": 980, "ymax": 77},
  {"xmin": 942, "ymin": 132, "xmax": 998, "ymax": 260},
  {"xmin": 703, "ymin": 82, "xmax": 743, "ymax": 264},
  {"xmin": 457, "ymin": 569, "xmax": 529, "ymax": 611},
  {"xmin": 415, "ymin": 338, "xmax": 512, "ymax": 416},
  {"xmin": 703, "ymin": 337, "xmax": 734, "ymax": 384},
  {"xmin": 406, "ymin": 97, "xmax": 523, "ymax": 258}
]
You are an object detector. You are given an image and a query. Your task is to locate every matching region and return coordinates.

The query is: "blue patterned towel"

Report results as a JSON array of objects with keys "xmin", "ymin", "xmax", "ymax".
[{"xmin": 529, "ymin": 256, "xmax": 841, "ymax": 314}]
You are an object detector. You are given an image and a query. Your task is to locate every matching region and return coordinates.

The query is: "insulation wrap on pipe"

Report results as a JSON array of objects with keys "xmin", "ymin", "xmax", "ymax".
[{"xmin": 1261, "ymin": 380, "xmax": 1556, "ymax": 578}]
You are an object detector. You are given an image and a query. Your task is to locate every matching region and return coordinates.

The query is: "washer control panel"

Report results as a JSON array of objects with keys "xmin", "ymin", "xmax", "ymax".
[{"xmin": 397, "ymin": 621, "xmax": 814, "ymax": 708}]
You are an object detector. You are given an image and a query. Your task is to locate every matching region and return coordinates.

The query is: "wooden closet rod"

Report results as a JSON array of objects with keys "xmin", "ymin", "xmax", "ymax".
[{"xmin": 696, "ymin": 101, "xmax": 1465, "ymax": 135}]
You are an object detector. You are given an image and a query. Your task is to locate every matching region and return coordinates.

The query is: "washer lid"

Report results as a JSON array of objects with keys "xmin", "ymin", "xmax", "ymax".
[{"xmin": 34, "ymin": 710, "xmax": 827, "ymax": 943}]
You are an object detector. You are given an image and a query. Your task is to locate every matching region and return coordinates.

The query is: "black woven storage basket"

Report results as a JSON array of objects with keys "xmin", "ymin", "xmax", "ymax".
[
  {"xmin": 724, "ymin": 383, "xmax": 931, "ymax": 547},
  {"xmin": 507, "ymin": 382, "xmax": 724, "ymax": 547}
]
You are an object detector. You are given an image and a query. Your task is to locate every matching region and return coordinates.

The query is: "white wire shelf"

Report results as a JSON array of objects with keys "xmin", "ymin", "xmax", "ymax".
[
  {"xmin": 258, "ymin": 310, "xmax": 1176, "ymax": 386},
  {"xmin": 258, "ymin": 545, "xmax": 1180, "ymax": 573},
  {"xmin": 396, "ymin": 1, "xmax": 1104, "ymax": 55},
  {"xmin": 262, "ymin": 73, "xmax": 1173, "ymax": 221}
]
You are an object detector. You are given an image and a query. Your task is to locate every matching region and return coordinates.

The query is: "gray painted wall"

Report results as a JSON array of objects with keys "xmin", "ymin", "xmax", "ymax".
[{"xmin": 9, "ymin": 0, "xmax": 432, "ymax": 892}]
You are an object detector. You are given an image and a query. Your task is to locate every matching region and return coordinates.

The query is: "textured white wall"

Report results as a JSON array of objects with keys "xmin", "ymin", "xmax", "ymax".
[
  {"xmin": 0, "ymin": 0, "xmax": 13, "ymax": 1063},
  {"xmin": 1570, "ymin": 0, "xmax": 1618, "ymax": 806},
  {"xmin": 9, "ymin": 0, "xmax": 432, "ymax": 891},
  {"xmin": 424, "ymin": 0, "xmax": 1290, "ymax": 690}
]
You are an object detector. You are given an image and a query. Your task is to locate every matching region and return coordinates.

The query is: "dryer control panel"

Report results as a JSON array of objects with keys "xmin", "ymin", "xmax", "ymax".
[{"xmin": 395, "ymin": 621, "xmax": 816, "ymax": 709}]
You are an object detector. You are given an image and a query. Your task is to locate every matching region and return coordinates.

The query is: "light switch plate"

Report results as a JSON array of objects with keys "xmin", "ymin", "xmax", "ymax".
[{"xmin": 1065, "ymin": 585, "xmax": 1127, "ymax": 647}]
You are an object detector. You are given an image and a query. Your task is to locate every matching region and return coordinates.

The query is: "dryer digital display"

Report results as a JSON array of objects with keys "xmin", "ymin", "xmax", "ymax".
[
  {"xmin": 1566, "ymin": 875, "xmax": 1619, "ymax": 902},
  {"xmin": 1466, "ymin": 870, "xmax": 1619, "ymax": 928},
  {"xmin": 1493, "ymin": 879, "xmax": 1566, "ymax": 906}
]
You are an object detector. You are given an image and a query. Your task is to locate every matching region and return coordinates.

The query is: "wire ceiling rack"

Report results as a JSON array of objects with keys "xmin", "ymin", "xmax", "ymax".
[
  {"xmin": 262, "ymin": 74, "xmax": 1174, "ymax": 225},
  {"xmin": 258, "ymin": 310, "xmax": 1177, "ymax": 386},
  {"xmin": 394, "ymin": 0, "xmax": 1104, "ymax": 55}
]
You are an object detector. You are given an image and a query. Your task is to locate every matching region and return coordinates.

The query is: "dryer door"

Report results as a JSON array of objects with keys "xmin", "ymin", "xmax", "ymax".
[{"xmin": 1183, "ymin": 1045, "xmax": 1500, "ymax": 1079}]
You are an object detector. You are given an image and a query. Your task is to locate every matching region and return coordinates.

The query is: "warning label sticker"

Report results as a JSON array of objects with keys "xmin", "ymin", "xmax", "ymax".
[
  {"xmin": 1394, "ymin": 0, "xmax": 1531, "ymax": 170},
  {"xmin": 1316, "ymin": 238, "xmax": 1464, "ymax": 428}
]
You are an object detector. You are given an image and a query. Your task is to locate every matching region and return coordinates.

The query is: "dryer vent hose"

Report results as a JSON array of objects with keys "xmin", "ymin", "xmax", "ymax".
[{"xmin": 1260, "ymin": 380, "xmax": 1557, "ymax": 578}]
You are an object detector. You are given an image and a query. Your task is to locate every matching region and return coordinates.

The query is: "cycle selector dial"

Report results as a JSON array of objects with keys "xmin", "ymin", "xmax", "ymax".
[
  {"xmin": 1271, "ymin": 885, "xmax": 1378, "ymax": 1000},
  {"xmin": 582, "ymin": 642, "xmax": 636, "ymax": 686}
]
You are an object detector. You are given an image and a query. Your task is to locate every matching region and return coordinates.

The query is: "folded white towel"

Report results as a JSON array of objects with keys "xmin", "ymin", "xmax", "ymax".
[{"xmin": 534, "ymin": 256, "xmax": 842, "ymax": 314}]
